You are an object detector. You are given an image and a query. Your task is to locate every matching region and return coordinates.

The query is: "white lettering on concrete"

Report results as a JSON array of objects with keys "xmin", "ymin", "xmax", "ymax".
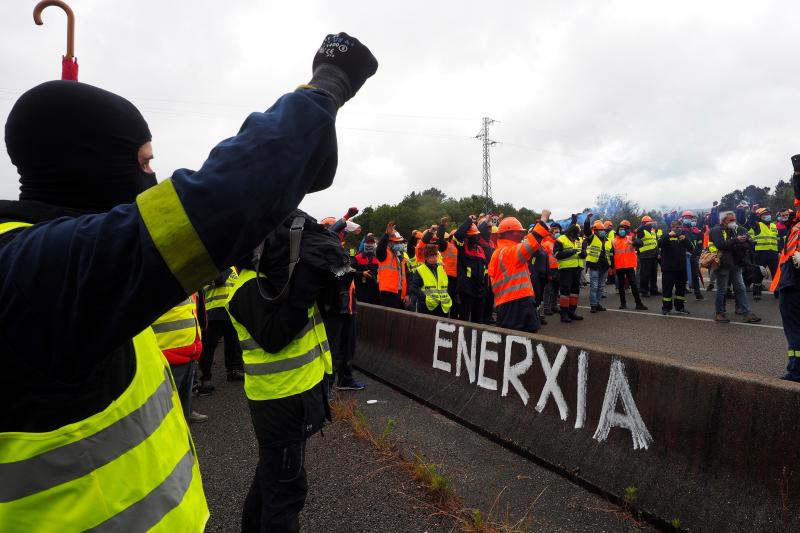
[
  {"xmin": 593, "ymin": 358, "xmax": 653, "ymax": 450},
  {"xmin": 535, "ymin": 344, "xmax": 569, "ymax": 421},
  {"xmin": 455, "ymin": 326, "xmax": 477, "ymax": 383},
  {"xmin": 477, "ymin": 331, "xmax": 501, "ymax": 391},
  {"xmin": 432, "ymin": 321, "xmax": 455, "ymax": 373},
  {"xmin": 502, "ymin": 336, "xmax": 534, "ymax": 405},
  {"xmin": 575, "ymin": 350, "xmax": 588, "ymax": 429}
]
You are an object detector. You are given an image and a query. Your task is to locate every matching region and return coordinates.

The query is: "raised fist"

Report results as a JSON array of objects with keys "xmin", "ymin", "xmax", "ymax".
[
  {"xmin": 386, "ymin": 221, "xmax": 396, "ymax": 235},
  {"xmin": 346, "ymin": 207, "xmax": 359, "ymax": 218},
  {"xmin": 311, "ymin": 33, "xmax": 378, "ymax": 107}
]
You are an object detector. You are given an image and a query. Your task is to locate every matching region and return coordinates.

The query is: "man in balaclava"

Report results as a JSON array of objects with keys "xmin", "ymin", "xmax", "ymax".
[
  {"xmin": 0, "ymin": 33, "xmax": 377, "ymax": 532},
  {"xmin": 450, "ymin": 216, "xmax": 487, "ymax": 322},
  {"xmin": 553, "ymin": 223, "xmax": 586, "ymax": 322},
  {"xmin": 353, "ymin": 232, "xmax": 380, "ymax": 304}
]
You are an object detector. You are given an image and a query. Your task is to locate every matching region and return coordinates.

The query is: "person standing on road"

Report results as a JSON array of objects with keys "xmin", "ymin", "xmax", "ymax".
[
  {"xmin": 747, "ymin": 207, "xmax": 780, "ymax": 300},
  {"xmin": 541, "ymin": 223, "xmax": 561, "ymax": 316},
  {"xmin": 410, "ymin": 240, "xmax": 453, "ymax": 317},
  {"xmin": 488, "ymin": 213, "xmax": 551, "ymax": 332},
  {"xmin": 611, "ymin": 220, "xmax": 648, "ymax": 310},
  {"xmin": 352, "ymin": 233, "xmax": 380, "ymax": 304},
  {"xmin": 477, "ymin": 216, "xmax": 497, "ymax": 324},
  {"xmin": 376, "ymin": 222, "xmax": 409, "ymax": 309},
  {"xmin": 583, "ymin": 220, "xmax": 612, "ymax": 313},
  {"xmin": 709, "ymin": 211, "xmax": 762, "ymax": 324},
  {"xmin": 659, "ymin": 220, "xmax": 694, "ymax": 315},
  {"xmin": 636, "ymin": 215, "xmax": 662, "ymax": 297},
  {"xmin": 449, "ymin": 216, "xmax": 488, "ymax": 322},
  {"xmin": 680, "ymin": 211, "xmax": 705, "ymax": 300},
  {"xmin": 0, "ymin": 31, "xmax": 377, "ymax": 532},
  {"xmin": 554, "ymin": 222, "xmax": 586, "ymax": 322}
]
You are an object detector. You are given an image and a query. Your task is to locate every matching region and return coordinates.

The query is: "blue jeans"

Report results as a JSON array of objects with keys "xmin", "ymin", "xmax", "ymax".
[
  {"xmin": 170, "ymin": 361, "xmax": 196, "ymax": 419},
  {"xmin": 589, "ymin": 268, "xmax": 608, "ymax": 307},
  {"xmin": 714, "ymin": 266, "xmax": 750, "ymax": 314}
]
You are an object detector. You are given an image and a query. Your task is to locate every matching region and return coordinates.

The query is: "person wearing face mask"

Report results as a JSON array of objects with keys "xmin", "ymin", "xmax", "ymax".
[
  {"xmin": 477, "ymin": 216, "xmax": 498, "ymax": 324},
  {"xmin": 487, "ymin": 212, "xmax": 551, "ymax": 332},
  {"xmin": 410, "ymin": 242, "xmax": 452, "ymax": 317},
  {"xmin": 635, "ymin": 215, "xmax": 663, "ymax": 297},
  {"xmin": 437, "ymin": 217, "xmax": 460, "ymax": 307},
  {"xmin": 554, "ymin": 223, "xmax": 586, "ymax": 322},
  {"xmin": 542, "ymin": 223, "xmax": 562, "ymax": 316},
  {"xmin": 680, "ymin": 211, "xmax": 705, "ymax": 300},
  {"xmin": 376, "ymin": 222, "xmax": 409, "ymax": 309},
  {"xmin": 777, "ymin": 209, "xmax": 793, "ymax": 251},
  {"xmin": 450, "ymin": 216, "xmax": 488, "ymax": 322},
  {"xmin": 611, "ymin": 220, "xmax": 648, "ymax": 310},
  {"xmin": 352, "ymin": 233, "xmax": 380, "ymax": 304},
  {"xmin": 0, "ymin": 32, "xmax": 377, "ymax": 532},
  {"xmin": 582, "ymin": 220, "xmax": 612, "ymax": 313},
  {"xmin": 746, "ymin": 208, "xmax": 780, "ymax": 296},
  {"xmin": 709, "ymin": 212, "xmax": 761, "ymax": 323},
  {"xmin": 659, "ymin": 220, "xmax": 694, "ymax": 315}
]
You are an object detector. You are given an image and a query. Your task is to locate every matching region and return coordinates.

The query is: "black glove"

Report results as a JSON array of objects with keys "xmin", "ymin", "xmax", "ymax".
[{"xmin": 310, "ymin": 33, "xmax": 378, "ymax": 107}]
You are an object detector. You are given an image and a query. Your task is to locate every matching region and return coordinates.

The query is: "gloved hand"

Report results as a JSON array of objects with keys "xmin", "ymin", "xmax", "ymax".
[
  {"xmin": 310, "ymin": 33, "xmax": 378, "ymax": 107},
  {"xmin": 345, "ymin": 207, "xmax": 359, "ymax": 219}
]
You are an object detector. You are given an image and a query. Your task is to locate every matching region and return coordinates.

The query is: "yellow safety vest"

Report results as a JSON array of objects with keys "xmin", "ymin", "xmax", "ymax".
[
  {"xmin": 405, "ymin": 252, "xmax": 420, "ymax": 273},
  {"xmin": 639, "ymin": 228, "xmax": 661, "ymax": 253},
  {"xmin": 152, "ymin": 295, "xmax": 200, "ymax": 351},
  {"xmin": 707, "ymin": 229, "xmax": 731, "ymax": 253},
  {"xmin": 417, "ymin": 263, "xmax": 452, "ymax": 313},
  {"xmin": 749, "ymin": 222, "xmax": 778, "ymax": 252},
  {"xmin": 204, "ymin": 270, "xmax": 238, "ymax": 310},
  {"xmin": 226, "ymin": 269, "xmax": 332, "ymax": 401},
  {"xmin": 585, "ymin": 235, "xmax": 612, "ymax": 264},
  {"xmin": 556, "ymin": 235, "xmax": 581, "ymax": 269}
]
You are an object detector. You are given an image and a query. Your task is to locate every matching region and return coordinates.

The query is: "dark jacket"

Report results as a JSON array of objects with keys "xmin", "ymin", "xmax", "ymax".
[
  {"xmin": 581, "ymin": 233, "xmax": 610, "ymax": 270},
  {"xmin": 453, "ymin": 217, "xmax": 487, "ymax": 297},
  {"xmin": 659, "ymin": 230, "xmax": 695, "ymax": 272},
  {"xmin": 710, "ymin": 224, "xmax": 752, "ymax": 268},
  {"xmin": 352, "ymin": 251, "xmax": 380, "ymax": 303},
  {"xmin": 680, "ymin": 225, "xmax": 704, "ymax": 257}
]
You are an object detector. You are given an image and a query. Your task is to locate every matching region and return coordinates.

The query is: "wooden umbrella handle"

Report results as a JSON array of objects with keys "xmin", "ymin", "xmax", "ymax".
[{"xmin": 33, "ymin": 1, "xmax": 75, "ymax": 59}]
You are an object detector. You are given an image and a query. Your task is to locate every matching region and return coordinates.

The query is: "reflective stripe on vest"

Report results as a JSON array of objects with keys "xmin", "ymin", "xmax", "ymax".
[
  {"xmin": 749, "ymin": 222, "xmax": 779, "ymax": 252},
  {"xmin": 226, "ymin": 269, "xmax": 332, "ymax": 401},
  {"xmin": 707, "ymin": 229, "xmax": 731, "ymax": 254},
  {"xmin": 417, "ymin": 263, "xmax": 452, "ymax": 313},
  {"xmin": 613, "ymin": 236, "xmax": 637, "ymax": 269},
  {"xmin": 639, "ymin": 229, "xmax": 659, "ymax": 253},
  {"xmin": 771, "ymin": 221, "xmax": 800, "ymax": 291},
  {"xmin": 585, "ymin": 235, "xmax": 612, "ymax": 264},
  {"xmin": 204, "ymin": 271, "xmax": 237, "ymax": 310},
  {"xmin": 441, "ymin": 241, "xmax": 458, "ymax": 277},
  {"xmin": 378, "ymin": 253, "xmax": 406, "ymax": 297},
  {"xmin": 0, "ymin": 221, "xmax": 32, "ymax": 234},
  {"xmin": 556, "ymin": 235, "xmax": 580, "ymax": 269},
  {"xmin": 0, "ymin": 328, "xmax": 209, "ymax": 531},
  {"xmin": 151, "ymin": 296, "xmax": 200, "ymax": 351}
]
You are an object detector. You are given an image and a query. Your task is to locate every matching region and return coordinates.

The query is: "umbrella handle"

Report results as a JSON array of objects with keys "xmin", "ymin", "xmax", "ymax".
[{"xmin": 33, "ymin": 0, "xmax": 75, "ymax": 59}]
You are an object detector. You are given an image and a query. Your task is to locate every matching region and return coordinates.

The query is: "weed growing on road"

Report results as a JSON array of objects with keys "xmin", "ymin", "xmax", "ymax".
[
  {"xmin": 670, "ymin": 518, "xmax": 682, "ymax": 530},
  {"xmin": 411, "ymin": 454, "xmax": 456, "ymax": 509},
  {"xmin": 623, "ymin": 486, "xmax": 639, "ymax": 505}
]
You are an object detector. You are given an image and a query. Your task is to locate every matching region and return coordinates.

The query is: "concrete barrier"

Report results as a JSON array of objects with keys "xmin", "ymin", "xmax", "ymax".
[{"xmin": 354, "ymin": 303, "xmax": 800, "ymax": 532}]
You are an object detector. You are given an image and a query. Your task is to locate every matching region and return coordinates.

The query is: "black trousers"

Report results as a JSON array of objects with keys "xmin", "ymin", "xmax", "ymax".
[
  {"xmin": 457, "ymin": 293, "xmax": 484, "ymax": 322},
  {"xmin": 616, "ymin": 268, "xmax": 643, "ymax": 306},
  {"xmin": 661, "ymin": 270, "xmax": 687, "ymax": 311},
  {"xmin": 779, "ymin": 287, "xmax": 800, "ymax": 380},
  {"xmin": 638, "ymin": 257, "xmax": 660, "ymax": 293},
  {"xmin": 558, "ymin": 267, "xmax": 582, "ymax": 314},
  {"xmin": 199, "ymin": 318, "xmax": 243, "ymax": 381},
  {"xmin": 379, "ymin": 291, "xmax": 403, "ymax": 309},
  {"xmin": 324, "ymin": 313, "xmax": 356, "ymax": 384},
  {"xmin": 688, "ymin": 255, "xmax": 702, "ymax": 295}
]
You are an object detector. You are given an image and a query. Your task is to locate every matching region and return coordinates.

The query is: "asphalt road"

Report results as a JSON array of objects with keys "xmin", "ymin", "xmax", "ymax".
[{"xmin": 537, "ymin": 283, "xmax": 787, "ymax": 378}]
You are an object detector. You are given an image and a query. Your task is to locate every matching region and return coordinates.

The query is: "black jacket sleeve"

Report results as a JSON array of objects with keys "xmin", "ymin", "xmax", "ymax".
[
  {"xmin": 437, "ymin": 224, "xmax": 448, "ymax": 252},
  {"xmin": 376, "ymin": 233, "xmax": 390, "ymax": 262}
]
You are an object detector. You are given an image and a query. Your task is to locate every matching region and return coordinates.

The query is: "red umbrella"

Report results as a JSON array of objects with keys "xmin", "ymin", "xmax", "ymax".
[{"xmin": 33, "ymin": 1, "xmax": 78, "ymax": 81}]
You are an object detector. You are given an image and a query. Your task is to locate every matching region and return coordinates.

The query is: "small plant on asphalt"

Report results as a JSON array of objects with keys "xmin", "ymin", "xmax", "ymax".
[
  {"xmin": 671, "ymin": 518, "xmax": 682, "ymax": 530},
  {"xmin": 378, "ymin": 417, "xmax": 395, "ymax": 449},
  {"xmin": 412, "ymin": 455, "xmax": 455, "ymax": 508},
  {"xmin": 623, "ymin": 485, "xmax": 639, "ymax": 505}
]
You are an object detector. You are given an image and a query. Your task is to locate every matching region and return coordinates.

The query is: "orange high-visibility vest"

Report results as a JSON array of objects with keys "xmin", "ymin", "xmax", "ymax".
[
  {"xmin": 488, "ymin": 226, "xmax": 547, "ymax": 306},
  {"xmin": 441, "ymin": 241, "xmax": 458, "ymax": 277},
  {"xmin": 378, "ymin": 252, "xmax": 407, "ymax": 298},
  {"xmin": 613, "ymin": 235, "xmax": 638, "ymax": 269},
  {"xmin": 542, "ymin": 239, "xmax": 558, "ymax": 270},
  {"xmin": 771, "ymin": 216, "xmax": 800, "ymax": 292}
]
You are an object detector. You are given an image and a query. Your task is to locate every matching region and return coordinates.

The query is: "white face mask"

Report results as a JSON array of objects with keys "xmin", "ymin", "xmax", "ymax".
[{"xmin": 727, "ymin": 221, "xmax": 738, "ymax": 230}]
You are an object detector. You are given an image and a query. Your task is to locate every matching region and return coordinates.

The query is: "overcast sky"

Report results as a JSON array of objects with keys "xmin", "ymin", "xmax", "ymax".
[{"xmin": 2, "ymin": 0, "xmax": 800, "ymax": 220}]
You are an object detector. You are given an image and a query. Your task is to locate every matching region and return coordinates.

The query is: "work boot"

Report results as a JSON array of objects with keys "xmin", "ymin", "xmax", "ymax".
[
  {"xmin": 695, "ymin": 293, "xmax": 705, "ymax": 300},
  {"xmin": 674, "ymin": 307, "xmax": 690, "ymax": 315},
  {"xmin": 635, "ymin": 302, "xmax": 648, "ymax": 310},
  {"xmin": 707, "ymin": 283, "xmax": 715, "ymax": 292},
  {"xmin": 596, "ymin": 304, "xmax": 607, "ymax": 312},
  {"xmin": 590, "ymin": 305, "xmax": 598, "ymax": 313},
  {"xmin": 743, "ymin": 313, "xmax": 762, "ymax": 324},
  {"xmin": 560, "ymin": 309, "xmax": 572, "ymax": 323},
  {"xmin": 568, "ymin": 307, "xmax": 584, "ymax": 321},
  {"xmin": 195, "ymin": 381, "xmax": 215, "ymax": 397},
  {"xmin": 780, "ymin": 373, "xmax": 800, "ymax": 382},
  {"xmin": 714, "ymin": 313, "xmax": 730, "ymax": 323},
  {"xmin": 619, "ymin": 303, "xmax": 628, "ymax": 309}
]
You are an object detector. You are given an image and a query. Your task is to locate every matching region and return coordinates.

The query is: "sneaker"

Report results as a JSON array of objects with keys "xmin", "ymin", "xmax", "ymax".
[
  {"xmin": 195, "ymin": 381, "xmax": 215, "ymax": 397},
  {"xmin": 635, "ymin": 303, "xmax": 648, "ymax": 310},
  {"xmin": 189, "ymin": 411, "xmax": 209, "ymax": 423},
  {"xmin": 227, "ymin": 370, "xmax": 245, "ymax": 382},
  {"xmin": 743, "ymin": 313, "xmax": 762, "ymax": 324},
  {"xmin": 337, "ymin": 379, "xmax": 366, "ymax": 391},
  {"xmin": 695, "ymin": 293, "xmax": 705, "ymax": 300},
  {"xmin": 714, "ymin": 313, "xmax": 730, "ymax": 323}
]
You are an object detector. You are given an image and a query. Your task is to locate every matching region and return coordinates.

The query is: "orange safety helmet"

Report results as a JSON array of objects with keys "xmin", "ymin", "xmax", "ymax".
[
  {"xmin": 681, "ymin": 210, "xmax": 697, "ymax": 218},
  {"xmin": 619, "ymin": 219, "xmax": 632, "ymax": 228},
  {"xmin": 388, "ymin": 231, "xmax": 405, "ymax": 242},
  {"xmin": 497, "ymin": 217, "xmax": 524, "ymax": 233},
  {"xmin": 592, "ymin": 220, "xmax": 605, "ymax": 231},
  {"xmin": 641, "ymin": 215, "xmax": 654, "ymax": 223},
  {"xmin": 320, "ymin": 216, "xmax": 336, "ymax": 226},
  {"xmin": 466, "ymin": 224, "xmax": 480, "ymax": 236},
  {"xmin": 754, "ymin": 207, "xmax": 769, "ymax": 216},
  {"xmin": 604, "ymin": 220, "xmax": 613, "ymax": 229}
]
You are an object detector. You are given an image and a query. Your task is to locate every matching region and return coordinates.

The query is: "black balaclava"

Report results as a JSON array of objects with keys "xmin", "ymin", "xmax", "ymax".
[
  {"xmin": 5, "ymin": 81, "xmax": 155, "ymax": 212},
  {"xmin": 566, "ymin": 224, "xmax": 580, "ymax": 240}
]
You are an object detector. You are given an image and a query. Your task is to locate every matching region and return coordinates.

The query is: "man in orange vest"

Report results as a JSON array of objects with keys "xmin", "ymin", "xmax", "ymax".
[
  {"xmin": 376, "ymin": 222, "xmax": 408, "ymax": 309},
  {"xmin": 611, "ymin": 220, "xmax": 648, "ymax": 310},
  {"xmin": 772, "ymin": 155, "xmax": 800, "ymax": 381},
  {"xmin": 487, "ymin": 211, "xmax": 551, "ymax": 332}
]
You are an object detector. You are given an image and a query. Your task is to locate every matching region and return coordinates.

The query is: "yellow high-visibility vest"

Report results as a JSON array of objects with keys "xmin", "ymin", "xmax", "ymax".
[{"xmin": 417, "ymin": 263, "xmax": 452, "ymax": 313}]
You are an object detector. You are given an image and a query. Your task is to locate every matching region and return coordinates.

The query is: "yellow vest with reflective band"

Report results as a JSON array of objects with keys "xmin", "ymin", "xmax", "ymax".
[
  {"xmin": 226, "ymin": 269, "xmax": 332, "ymax": 401},
  {"xmin": 585, "ymin": 234, "xmax": 612, "ymax": 264},
  {"xmin": 0, "ymin": 331, "xmax": 209, "ymax": 532},
  {"xmin": 417, "ymin": 263, "xmax": 452, "ymax": 313},
  {"xmin": 748, "ymin": 222, "xmax": 778, "ymax": 252},
  {"xmin": 639, "ymin": 228, "xmax": 661, "ymax": 253},
  {"xmin": 152, "ymin": 295, "xmax": 200, "ymax": 351},
  {"xmin": 556, "ymin": 235, "xmax": 581, "ymax": 269},
  {"xmin": 405, "ymin": 252, "xmax": 420, "ymax": 273},
  {"xmin": 204, "ymin": 270, "xmax": 238, "ymax": 310}
]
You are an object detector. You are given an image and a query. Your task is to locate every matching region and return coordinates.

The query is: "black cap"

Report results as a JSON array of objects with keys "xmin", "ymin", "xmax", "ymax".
[{"xmin": 792, "ymin": 154, "xmax": 800, "ymax": 172}]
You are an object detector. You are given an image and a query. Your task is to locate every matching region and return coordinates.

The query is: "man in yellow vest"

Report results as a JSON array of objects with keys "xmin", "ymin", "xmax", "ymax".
[
  {"xmin": 0, "ymin": 33, "xmax": 376, "ymax": 531},
  {"xmin": 409, "ymin": 241, "xmax": 453, "ymax": 317},
  {"xmin": 636, "ymin": 215, "xmax": 663, "ymax": 297},
  {"xmin": 152, "ymin": 293, "xmax": 208, "ymax": 422},
  {"xmin": 747, "ymin": 206, "xmax": 780, "ymax": 299}
]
